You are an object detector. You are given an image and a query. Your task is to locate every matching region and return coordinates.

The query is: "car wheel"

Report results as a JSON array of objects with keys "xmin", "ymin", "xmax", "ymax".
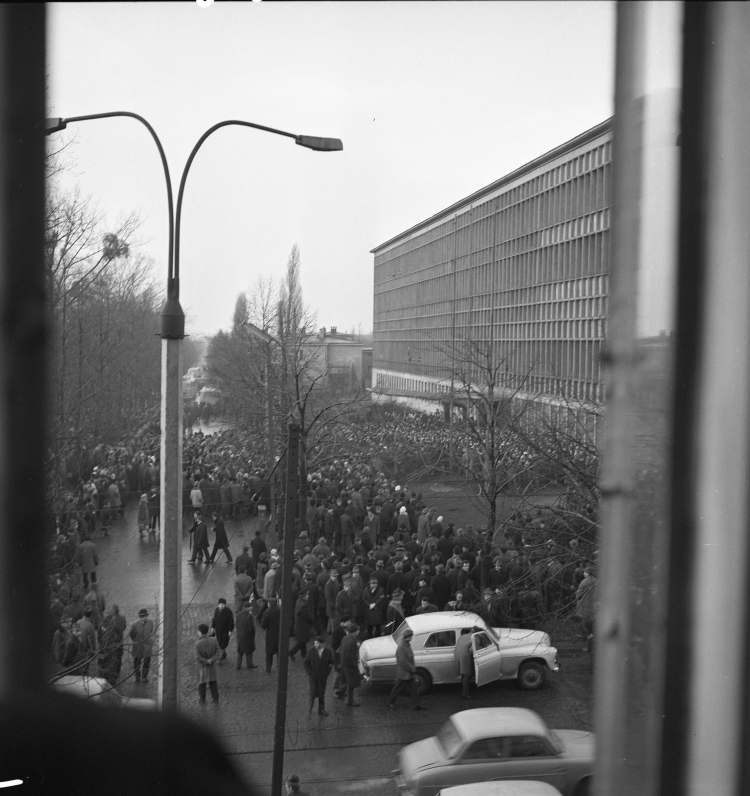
[
  {"xmin": 518, "ymin": 660, "xmax": 546, "ymax": 690},
  {"xmin": 573, "ymin": 777, "xmax": 592, "ymax": 796},
  {"xmin": 413, "ymin": 668, "xmax": 432, "ymax": 695}
]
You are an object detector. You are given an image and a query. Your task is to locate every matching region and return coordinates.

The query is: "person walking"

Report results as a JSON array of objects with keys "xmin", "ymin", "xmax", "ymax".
[
  {"xmin": 303, "ymin": 636, "xmax": 334, "ymax": 716},
  {"xmin": 289, "ymin": 591, "xmax": 314, "ymax": 661},
  {"xmin": 211, "ymin": 598, "xmax": 235, "ymax": 663},
  {"xmin": 76, "ymin": 607, "xmax": 98, "ymax": 675},
  {"xmin": 188, "ymin": 511, "xmax": 210, "ymax": 564},
  {"xmin": 388, "ymin": 626, "xmax": 426, "ymax": 711},
  {"xmin": 128, "ymin": 608, "xmax": 155, "ymax": 684},
  {"xmin": 454, "ymin": 627, "xmax": 478, "ymax": 699},
  {"xmin": 137, "ymin": 493, "xmax": 150, "ymax": 535},
  {"xmin": 235, "ymin": 600, "xmax": 257, "ymax": 670},
  {"xmin": 208, "ymin": 512, "xmax": 233, "ymax": 564},
  {"xmin": 74, "ymin": 535, "xmax": 99, "ymax": 589},
  {"xmin": 260, "ymin": 597, "xmax": 281, "ymax": 673},
  {"xmin": 195, "ymin": 623, "xmax": 220, "ymax": 705},
  {"xmin": 336, "ymin": 623, "xmax": 362, "ymax": 707}
]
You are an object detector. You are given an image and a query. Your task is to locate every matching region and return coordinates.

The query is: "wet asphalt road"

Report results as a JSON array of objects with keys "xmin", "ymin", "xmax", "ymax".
[{"xmin": 91, "ymin": 470, "xmax": 594, "ymax": 795}]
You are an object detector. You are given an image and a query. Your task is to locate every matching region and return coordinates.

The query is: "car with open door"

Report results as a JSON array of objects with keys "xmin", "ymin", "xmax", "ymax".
[{"xmin": 359, "ymin": 611, "xmax": 558, "ymax": 694}]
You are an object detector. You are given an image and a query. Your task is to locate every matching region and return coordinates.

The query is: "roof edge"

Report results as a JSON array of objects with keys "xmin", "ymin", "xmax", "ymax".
[{"xmin": 370, "ymin": 117, "xmax": 613, "ymax": 255}]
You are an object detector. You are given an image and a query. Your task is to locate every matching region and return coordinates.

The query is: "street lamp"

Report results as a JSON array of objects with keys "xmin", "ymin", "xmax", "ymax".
[{"xmin": 46, "ymin": 114, "xmax": 342, "ymax": 722}]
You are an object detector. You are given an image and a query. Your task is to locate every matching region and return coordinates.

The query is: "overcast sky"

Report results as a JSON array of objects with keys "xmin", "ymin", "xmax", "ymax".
[{"xmin": 47, "ymin": 1, "xmax": 616, "ymax": 338}]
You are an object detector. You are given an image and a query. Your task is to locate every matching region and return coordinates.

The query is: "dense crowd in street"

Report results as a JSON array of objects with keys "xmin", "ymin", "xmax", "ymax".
[{"xmin": 46, "ymin": 406, "xmax": 598, "ymax": 715}]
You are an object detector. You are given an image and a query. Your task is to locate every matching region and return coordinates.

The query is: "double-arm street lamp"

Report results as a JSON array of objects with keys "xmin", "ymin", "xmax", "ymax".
[{"xmin": 46, "ymin": 114, "xmax": 342, "ymax": 721}]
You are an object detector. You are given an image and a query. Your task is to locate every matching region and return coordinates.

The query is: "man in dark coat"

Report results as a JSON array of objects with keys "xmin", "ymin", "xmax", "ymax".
[
  {"xmin": 234, "ymin": 545, "xmax": 254, "ymax": 578},
  {"xmin": 211, "ymin": 598, "xmax": 235, "ymax": 663},
  {"xmin": 250, "ymin": 529, "xmax": 267, "ymax": 568},
  {"xmin": 303, "ymin": 636, "xmax": 334, "ymax": 716},
  {"xmin": 289, "ymin": 591, "xmax": 314, "ymax": 661},
  {"xmin": 188, "ymin": 511, "xmax": 210, "ymax": 564},
  {"xmin": 208, "ymin": 512, "xmax": 233, "ymax": 564},
  {"xmin": 363, "ymin": 577, "xmax": 387, "ymax": 639},
  {"xmin": 260, "ymin": 597, "xmax": 281, "ymax": 673},
  {"xmin": 234, "ymin": 600, "xmax": 257, "ymax": 670},
  {"xmin": 336, "ymin": 623, "xmax": 362, "ymax": 707}
]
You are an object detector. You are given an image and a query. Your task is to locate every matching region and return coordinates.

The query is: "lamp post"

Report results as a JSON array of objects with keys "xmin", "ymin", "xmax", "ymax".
[
  {"xmin": 45, "ymin": 113, "xmax": 182, "ymax": 712},
  {"xmin": 46, "ymin": 115, "xmax": 342, "ymax": 717},
  {"xmin": 241, "ymin": 320, "xmax": 279, "ymax": 533}
]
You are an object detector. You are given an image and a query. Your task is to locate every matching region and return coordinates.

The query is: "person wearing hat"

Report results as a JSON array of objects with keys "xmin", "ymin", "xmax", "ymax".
[
  {"xmin": 384, "ymin": 588, "xmax": 406, "ymax": 635},
  {"xmin": 207, "ymin": 511, "xmax": 232, "ymax": 564},
  {"xmin": 388, "ymin": 626, "xmax": 426, "ymax": 711},
  {"xmin": 128, "ymin": 608, "xmax": 155, "ymax": 684},
  {"xmin": 188, "ymin": 511, "xmax": 210, "ymax": 564},
  {"xmin": 260, "ymin": 597, "xmax": 281, "ymax": 673},
  {"xmin": 263, "ymin": 560, "xmax": 280, "ymax": 600},
  {"xmin": 211, "ymin": 598, "xmax": 234, "ymax": 663},
  {"xmin": 234, "ymin": 599, "xmax": 257, "ymax": 670},
  {"xmin": 195, "ymin": 623, "xmax": 220, "ymax": 705},
  {"xmin": 285, "ymin": 774, "xmax": 311, "ymax": 796},
  {"xmin": 234, "ymin": 545, "xmax": 253, "ymax": 578},
  {"xmin": 363, "ymin": 577, "xmax": 386, "ymax": 639},
  {"xmin": 303, "ymin": 636, "xmax": 334, "ymax": 716},
  {"xmin": 337, "ymin": 623, "xmax": 362, "ymax": 707}
]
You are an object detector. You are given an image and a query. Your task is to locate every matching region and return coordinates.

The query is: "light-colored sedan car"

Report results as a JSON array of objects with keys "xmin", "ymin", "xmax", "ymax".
[
  {"xmin": 394, "ymin": 708, "xmax": 594, "ymax": 796},
  {"xmin": 51, "ymin": 676, "xmax": 156, "ymax": 710},
  {"xmin": 438, "ymin": 781, "xmax": 564, "ymax": 796},
  {"xmin": 359, "ymin": 612, "xmax": 558, "ymax": 694}
]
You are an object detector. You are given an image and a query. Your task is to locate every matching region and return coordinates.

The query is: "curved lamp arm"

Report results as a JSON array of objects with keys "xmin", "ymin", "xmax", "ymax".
[
  {"xmin": 174, "ymin": 119, "xmax": 342, "ymax": 292},
  {"xmin": 46, "ymin": 112, "xmax": 174, "ymax": 290}
]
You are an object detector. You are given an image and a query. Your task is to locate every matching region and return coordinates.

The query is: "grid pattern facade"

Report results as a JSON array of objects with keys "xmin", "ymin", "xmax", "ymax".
[{"xmin": 372, "ymin": 121, "xmax": 611, "ymax": 407}]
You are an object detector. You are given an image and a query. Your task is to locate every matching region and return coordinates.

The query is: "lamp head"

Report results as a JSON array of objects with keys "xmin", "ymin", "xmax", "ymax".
[
  {"xmin": 45, "ymin": 118, "xmax": 67, "ymax": 135},
  {"xmin": 294, "ymin": 135, "xmax": 343, "ymax": 152}
]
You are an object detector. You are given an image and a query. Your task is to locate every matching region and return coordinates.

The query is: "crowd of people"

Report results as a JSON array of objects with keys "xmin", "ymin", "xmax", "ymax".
[{"xmin": 45, "ymin": 405, "xmax": 598, "ymax": 711}]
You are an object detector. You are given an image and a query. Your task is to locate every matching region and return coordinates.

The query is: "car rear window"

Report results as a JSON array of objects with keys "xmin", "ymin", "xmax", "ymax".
[
  {"xmin": 509, "ymin": 735, "xmax": 552, "ymax": 758},
  {"xmin": 436, "ymin": 718, "xmax": 464, "ymax": 759}
]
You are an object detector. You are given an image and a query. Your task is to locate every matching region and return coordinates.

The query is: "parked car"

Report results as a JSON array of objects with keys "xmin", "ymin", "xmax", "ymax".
[
  {"xmin": 50, "ymin": 675, "xmax": 156, "ymax": 710},
  {"xmin": 359, "ymin": 611, "xmax": 558, "ymax": 694},
  {"xmin": 394, "ymin": 708, "xmax": 594, "ymax": 796},
  {"xmin": 438, "ymin": 781, "xmax": 564, "ymax": 796}
]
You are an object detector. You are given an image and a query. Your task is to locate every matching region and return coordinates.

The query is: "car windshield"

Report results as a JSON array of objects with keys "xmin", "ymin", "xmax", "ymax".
[
  {"xmin": 436, "ymin": 718, "xmax": 464, "ymax": 759},
  {"xmin": 392, "ymin": 619, "xmax": 411, "ymax": 642},
  {"xmin": 481, "ymin": 621, "xmax": 500, "ymax": 643},
  {"xmin": 547, "ymin": 730, "xmax": 565, "ymax": 755}
]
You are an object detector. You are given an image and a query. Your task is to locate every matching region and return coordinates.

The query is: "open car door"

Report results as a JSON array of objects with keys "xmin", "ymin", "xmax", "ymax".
[{"xmin": 471, "ymin": 630, "xmax": 503, "ymax": 686}]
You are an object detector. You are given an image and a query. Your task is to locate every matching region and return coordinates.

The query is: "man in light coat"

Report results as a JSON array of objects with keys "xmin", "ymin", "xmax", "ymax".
[
  {"xmin": 387, "ymin": 627, "xmax": 426, "ymax": 711},
  {"xmin": 195, "ymin": 623, "xmax": 220, "ymax": 704}
]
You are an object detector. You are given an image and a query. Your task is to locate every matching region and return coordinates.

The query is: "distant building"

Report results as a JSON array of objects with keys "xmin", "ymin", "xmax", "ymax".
[
  {"xmin": 371, "ymin": 120, "xmax": 612, "ymax": 416},
  {"xmin": 182, "ymin": 366, "xmax": 209, "ymax": 403},
  {"xmin": 314, "ymin": 326, "xmax": 367, "ymax": 390}
]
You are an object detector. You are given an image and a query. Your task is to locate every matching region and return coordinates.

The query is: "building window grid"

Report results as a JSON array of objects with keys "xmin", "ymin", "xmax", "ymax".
[{"xmin": 373, "ymin": 138, "xmax": 611, "ymax": 403}]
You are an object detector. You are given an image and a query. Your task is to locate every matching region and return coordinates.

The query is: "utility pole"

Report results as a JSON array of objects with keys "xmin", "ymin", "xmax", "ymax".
[{"xmin": 271, "ymin": 423, "xmax": 299, "ymax": 796}]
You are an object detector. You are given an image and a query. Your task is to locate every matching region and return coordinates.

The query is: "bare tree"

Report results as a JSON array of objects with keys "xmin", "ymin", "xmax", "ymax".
[{"xmin": 45, "ymin": 187, "xmax": 161, "ymax": 489}]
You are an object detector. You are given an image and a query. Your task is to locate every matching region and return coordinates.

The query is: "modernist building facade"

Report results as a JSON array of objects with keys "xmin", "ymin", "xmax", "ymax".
[{"xmin": 371, "ymin": 120, "xmax": 612, "ymax": 415}]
